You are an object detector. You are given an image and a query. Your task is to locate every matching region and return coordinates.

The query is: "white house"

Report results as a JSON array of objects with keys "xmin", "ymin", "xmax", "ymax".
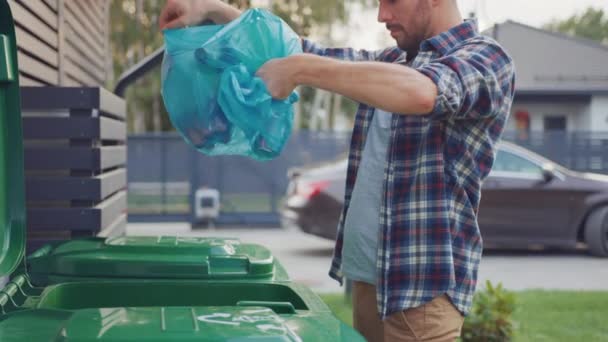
[{"xmin": 484, "ymin": 21, "xmax": 608, "ymax": 132}]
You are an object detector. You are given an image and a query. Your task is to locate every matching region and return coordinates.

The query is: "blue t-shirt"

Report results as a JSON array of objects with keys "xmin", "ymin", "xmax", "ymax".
[{"xmin": 341, "ymin": 109, "xmax": 392, "ymax": 285}]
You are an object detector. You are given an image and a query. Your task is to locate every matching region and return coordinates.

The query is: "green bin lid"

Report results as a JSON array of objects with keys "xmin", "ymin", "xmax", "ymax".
[
  {"xmin": 0, "ymin": 0, "xmax": 27, "ymax": 278},
  {"xmin": 28, "ymin": 236, "xmax": 278, "ymax": 280}
]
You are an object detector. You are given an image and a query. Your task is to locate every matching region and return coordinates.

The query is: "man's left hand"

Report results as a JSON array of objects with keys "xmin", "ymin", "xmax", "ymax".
[{"xmin": 256, "ymin": 56, "xmax": 299, "ymax": 100}]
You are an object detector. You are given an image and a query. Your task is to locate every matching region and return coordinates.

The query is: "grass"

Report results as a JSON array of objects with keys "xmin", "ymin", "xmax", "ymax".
[
  {"xmin": 319, "ymin": 293, "xmax": 354, "ymax": 326},
  {"xmin": 513, "ymin": 291, "xmax": 608, "ymax": 341},
  {"xmin": 127, "ymin": 193, "xmax": 285, "ymax": 214},
  {"xmin": 127, "ymin": 194, "xmax": 190, "ymax": 214},
  {"xmin": 319, "ymin": 291, "xmax": 608, "ymax": 341}
]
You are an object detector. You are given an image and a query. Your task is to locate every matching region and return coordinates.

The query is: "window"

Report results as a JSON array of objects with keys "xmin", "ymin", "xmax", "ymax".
[
  {"xmin": 544, "ymin": 116, "xmax": 566, "ymax": 131},
  {"xmin": 200, "ymin": 197, "xmax": 215, "ymax": 208},
  {"xmin": 492, "ymin": 150, "xmax": 542, "ymax": 177}
]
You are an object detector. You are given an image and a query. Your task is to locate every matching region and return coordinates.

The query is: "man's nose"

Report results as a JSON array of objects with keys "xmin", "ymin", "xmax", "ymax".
[{"xmin": 377, "ymin": 2, "xmax": 392, "ymax": 23}]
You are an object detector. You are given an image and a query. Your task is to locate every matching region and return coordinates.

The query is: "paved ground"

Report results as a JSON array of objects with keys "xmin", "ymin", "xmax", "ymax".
[{"xmin": 128, "ymin": 223, "xmax": 608, "ymax": 293}]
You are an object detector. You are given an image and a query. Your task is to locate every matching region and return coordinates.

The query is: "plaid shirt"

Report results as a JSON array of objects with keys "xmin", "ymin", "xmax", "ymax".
[{"xmin": 302, "ymin": 20, "xmax": 515, "ymax": 318}]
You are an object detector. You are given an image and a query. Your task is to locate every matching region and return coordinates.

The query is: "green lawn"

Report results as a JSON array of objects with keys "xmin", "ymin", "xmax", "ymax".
[
  {"xmin": 319, "ymin": 291, "xmax": 608, "ymax": 341},
  {"xmin": 127, "ymin": 193, "xmax": 284, "ymax": 214},
  {"xmin": 513, "ymin": 291, "xmax": 608, "ymax": 341}
]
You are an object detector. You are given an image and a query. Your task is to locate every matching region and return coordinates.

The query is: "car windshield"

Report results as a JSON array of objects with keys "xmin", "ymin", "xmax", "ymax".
[
  {"xmin": 491, "ymin": 149, "xmax": 543, "ymax": 177},
  {"xmin": 499, "ymin": 142, "xmax": 572, "ymax": 173}
]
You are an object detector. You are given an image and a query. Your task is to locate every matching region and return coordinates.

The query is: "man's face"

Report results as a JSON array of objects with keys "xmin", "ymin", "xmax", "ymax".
[{"xmin": 378, "ymin": 0, "xmax": 432, "ymax": 53}]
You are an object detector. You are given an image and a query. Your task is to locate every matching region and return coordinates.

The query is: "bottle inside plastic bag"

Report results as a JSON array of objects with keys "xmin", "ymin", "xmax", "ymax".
[{"xmin": 161, "ymin": 9, "xmax": 302, "ymax": 160}]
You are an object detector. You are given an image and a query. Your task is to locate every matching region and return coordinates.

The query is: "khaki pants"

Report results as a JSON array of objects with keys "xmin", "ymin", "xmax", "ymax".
[{"xmin": 352, "ymin": 281, "xmax": 464, "ymax": 342}]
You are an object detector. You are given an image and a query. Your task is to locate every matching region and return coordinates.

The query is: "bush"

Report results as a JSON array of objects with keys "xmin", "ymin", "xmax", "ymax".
[{"xmin": 461, "ymin": 280, "xmax": 516, "ymax": 342}]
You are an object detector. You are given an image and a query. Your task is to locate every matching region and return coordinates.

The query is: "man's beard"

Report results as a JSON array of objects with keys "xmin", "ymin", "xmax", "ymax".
[{"xmin": 398, "ymin": 0, "xmax": 431, "ymax": 60}]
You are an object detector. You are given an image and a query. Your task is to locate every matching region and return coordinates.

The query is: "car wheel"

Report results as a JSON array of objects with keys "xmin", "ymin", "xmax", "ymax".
[{"xmin": 584, "ymin": 206, "xmax": 608, "ymax": 258}]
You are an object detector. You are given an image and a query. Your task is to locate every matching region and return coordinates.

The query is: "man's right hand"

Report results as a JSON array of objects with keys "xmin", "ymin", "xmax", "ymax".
[
  {"xmin": 159, "ymin": 0, "xmax": 209, "ymax": 30},
  {"xmin": 159, "ymin": 0, "xmax": 241, "ymax": 31}
]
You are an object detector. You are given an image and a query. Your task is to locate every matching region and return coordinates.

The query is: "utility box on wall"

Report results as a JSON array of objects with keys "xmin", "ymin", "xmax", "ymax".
[{"xmin": 194, "ymin": 187, "xmax": 221, "ymax": 226}]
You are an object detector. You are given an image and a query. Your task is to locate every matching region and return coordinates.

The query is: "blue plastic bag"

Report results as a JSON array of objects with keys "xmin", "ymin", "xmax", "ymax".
[{"xmin": 161, "ymin": 9, "xmax": 302, "ymax": 160}]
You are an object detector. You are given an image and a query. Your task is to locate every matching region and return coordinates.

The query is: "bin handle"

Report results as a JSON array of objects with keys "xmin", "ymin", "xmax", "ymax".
[
  {"xmin": 27, "ymin": 244, "xmax": 53, "ymax": 259},
  {"xmin": 236, "ymin": 300, "xmax": 296, "ymax": 314}
]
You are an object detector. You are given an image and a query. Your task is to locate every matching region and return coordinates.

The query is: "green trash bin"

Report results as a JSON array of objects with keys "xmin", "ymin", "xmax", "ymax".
[
  {"xmin": 26, "ymin": 236, "xmax": 290, "ymax": 286},
  {"xmin": 0, "ymin": 2, "xmax": 364, "ymax": 340},
  {"xmin": 0, "ymin": 1, "xmax": 286, "ymax": 290}
]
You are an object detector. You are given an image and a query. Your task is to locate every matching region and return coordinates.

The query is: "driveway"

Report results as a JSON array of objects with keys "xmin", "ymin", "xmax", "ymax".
[{"xmin": 127, "ymin": 223, "xmax": 608, "ymax": 293}]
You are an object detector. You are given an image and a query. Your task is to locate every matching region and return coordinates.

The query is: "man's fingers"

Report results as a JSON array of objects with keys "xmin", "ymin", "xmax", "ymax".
[
  {"xmin": 161, "ymin": 17, "xmax": 186, "ymax": 30},
  {"xmin": 159, "ymin": 3, "xmax": 185, "ymax": 30},
  {"xmin": 159, "ymin": 5, "xmax": 174, "ymax": 29}
]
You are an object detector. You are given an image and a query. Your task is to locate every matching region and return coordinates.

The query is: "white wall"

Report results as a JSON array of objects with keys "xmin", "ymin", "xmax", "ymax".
[
  {"xmin": 509, "ymin": 100, "xmax": 590, "ymax": 132},
  {"xmin": 589, "ymin": 95, "xmax": 608, "ymax": 132},
  {"xmin": 574, "ymin": 103, "xmax": 592, "ymax": 131}
]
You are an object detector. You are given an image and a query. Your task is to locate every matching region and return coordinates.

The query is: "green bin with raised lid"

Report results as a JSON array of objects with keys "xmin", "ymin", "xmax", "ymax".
[{"xmin": 0, "ymin": 2, "xmax": 364, "ymax": 340}]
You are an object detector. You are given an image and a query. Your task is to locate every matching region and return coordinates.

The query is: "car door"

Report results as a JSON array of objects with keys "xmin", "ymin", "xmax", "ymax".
[{"xmin": 479, "ymin": 147, "xmax": 573, "ymax": 245}]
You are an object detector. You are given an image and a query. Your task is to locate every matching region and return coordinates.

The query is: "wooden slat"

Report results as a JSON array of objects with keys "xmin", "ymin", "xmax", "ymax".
[
  {"xmin": 64, "ymin": 40, "xmax": 105, "ymax": 80},
  {"xmin": 27, "ymin": 190, "xmax": 127, "ymax": 231},
  {"xmin": 63, "ymin": 32, "xmax": 104, "ymax": 77},
  {"xmin": 103, "ymin": 0, "xmax": 110, "ymax": 82},
  {"xmin": 64, "ymin": 29, "xmax": 105, "ymax": 74},
  {"xmin": 23, "ymin": 116, "xmax": 96, "ymax": 138},
  {"xmin": 62, "ymin": 42, "xmax": 104, "ymax": 85},
  {"xmin": 26, "ymin": 168, "xmax": 127, "ymax": 201},
  {"xmin": 97, "ymin": 213, "xmax": 127, "ymax": 238},
  {"xmin": 57, "ymin": 0, "xmax": 66, "ymax": 85},
  {"xmin": 98, "ymin": 88, "xmax": 127, "ymax": 120},
  {"xmin": 99, "ymin": 117, "xmax": 127, "ymax": 140},
  {"xmin": 87, "ymin": 0, "xmax": 107, "ymax": 30},
  {"xmin": 63, "ymin": 77, "xmax": 81, "ymax": 87},
  {"xmin": 15, "ymin": 26, "xmax": 58, "ymax": 68},
  {"xmin": 42, "ymin": 0, "xmax": 58, "ymax": 11},
  {"xmin": 20, "ymin": 87, "xmax": 127, "ymax": 119},
  {"xmin": 64, "ymin": 31, "xmax": 105, "ymax": 75},
  {"xmin": 63, "ymin": 1, "xmax": 105, "ymax": 57},
  {"xmin": 19, "ymin": 75, "xmax": 46, "ymax": 86},
  {"xmin": 9, "ymin": 1, "xmax": 59, "ymax": 49},
  {"xmin": 74, "ymin": 0, "xmax": 104, "ymax": 36},
  {"xmin": 99, "ymin": 169, "xmax": 127, "ymax": 199},
  {"xmin": 64, "ymin": 59, "xmax": 100, "ymax": 86},
  {"xmin": 99, "ymin": 191, "xmax": 127, "ymax": 231},
  {"xmin": 24, "ymin": 146, "xmax": 126, "ymax": 171},
  {"xmin": 16, "ymin": 0, "xmax": 58, "ymax": 30},
  {"xmin": 17, "ymin": 51, "xmax": 58, "ymax": 85},
  {"xmin": 100, "ymin": 146, "xmax": 127, "ymax": 170},
  {"xmin": 65, "ymin": 1, "xmax": 105, "ymax": 50},
  {"xmin": 22, "ymin": 116, "xmax": 126, "ymax": 141}
]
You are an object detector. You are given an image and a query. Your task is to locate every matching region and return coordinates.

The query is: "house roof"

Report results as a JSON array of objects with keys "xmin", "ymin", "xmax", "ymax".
[{"xmin": 482, "ymin": 20, "xmax": 608, "ymax": 94}]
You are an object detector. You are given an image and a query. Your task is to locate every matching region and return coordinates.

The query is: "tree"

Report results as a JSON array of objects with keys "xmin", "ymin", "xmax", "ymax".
[
  {"xmin": 544, "ymin": 7, "xmax": 608, "ymax": 45},
  {"xmin": 109, "ymin": 0, "xmax": 169, "ymax": 132},
  {"xmin": 271, "ymin": 0, "xmax": 347, "ymax": 37}
]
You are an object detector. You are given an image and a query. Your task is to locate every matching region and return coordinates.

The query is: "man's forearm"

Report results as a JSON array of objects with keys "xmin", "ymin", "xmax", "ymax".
[{"xmin": 292, "ymin": 54, "xmax": 437, "ymax": 115}]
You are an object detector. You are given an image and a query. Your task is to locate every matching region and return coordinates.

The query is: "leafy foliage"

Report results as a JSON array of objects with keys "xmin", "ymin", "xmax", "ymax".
[
  {"xmin": 544, "ymin": 7, "xmax": 608, "ymax": 44},
  {"xmin": 461, "ymin": 281, "xmax": 516, "ymax": 342}
]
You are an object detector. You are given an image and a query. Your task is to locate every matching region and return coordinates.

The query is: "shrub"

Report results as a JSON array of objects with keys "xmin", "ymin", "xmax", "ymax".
[{"xmin": 461, "ymin": 280, "xmax": 516, "ymax": 342}]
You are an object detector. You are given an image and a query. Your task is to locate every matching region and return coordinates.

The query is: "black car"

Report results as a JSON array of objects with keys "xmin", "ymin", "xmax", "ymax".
[{"xmin": 281, "ymin": 142, "xmax": 608, "ymax": 257}]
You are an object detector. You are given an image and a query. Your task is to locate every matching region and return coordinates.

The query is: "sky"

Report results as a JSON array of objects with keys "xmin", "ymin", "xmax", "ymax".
[
  {"xmin": 458, "ymin": 0, "xmax": 608, "ymax": 29},
  {"xmin": 336, "ymin": 0, "xmax": 608, "ymax": 50}
]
